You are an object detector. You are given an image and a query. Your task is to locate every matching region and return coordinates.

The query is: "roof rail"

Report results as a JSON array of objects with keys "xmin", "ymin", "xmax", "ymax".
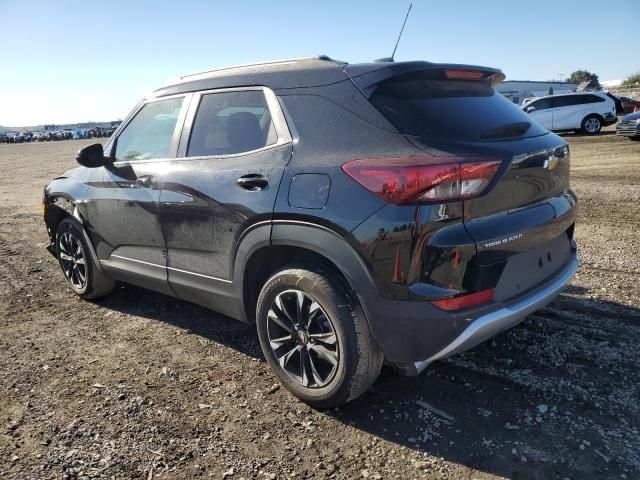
[{"xmin": 179, "ymin": 55, "xmax": 335, "ymax": 80}]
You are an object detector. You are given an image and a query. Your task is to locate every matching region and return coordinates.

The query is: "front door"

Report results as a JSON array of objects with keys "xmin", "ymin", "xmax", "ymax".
[
  {"xmin": 155, "ymin": 88, "xmax": 293, "ymax": 312},
  {"xmin": 89, "ymin": 95, "xmax": 189, "ymax": 295}
]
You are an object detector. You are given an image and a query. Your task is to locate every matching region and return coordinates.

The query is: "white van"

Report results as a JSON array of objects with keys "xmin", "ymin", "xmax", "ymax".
[{"xmin": 523, "ymin": 92, "xmax": 617, "ymax": 134}]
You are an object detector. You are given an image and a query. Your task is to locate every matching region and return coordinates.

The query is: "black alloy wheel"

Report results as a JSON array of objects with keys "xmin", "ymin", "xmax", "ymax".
[
  {"xmin": 58, "ymin": 229, "xmax": 87, "ymax": 290},
  {"xmin": 266, "ymin": 289, "xmax": 340, "ymax": 388}
]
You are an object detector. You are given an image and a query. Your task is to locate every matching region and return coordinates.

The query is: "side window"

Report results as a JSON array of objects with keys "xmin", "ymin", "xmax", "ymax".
[
  {"xmin": 583, "ymin": 94, "xmax": 605, "ymax": 104},
  {"xmin": 531, "ymin": 98, "xmax": 552, "ymax": 110},
  {"xmin": 554, "ymin": 96, "xmax": 582, "ymax": 108},
  {"xmin": 572, "ymin": 95, "xmax": 587, "ymax": 106},
  {"xmin": 187, "ymin": 90, "xmax": 277, "ymax": 157},
  {"xmin": 115, "ymin": 97, "xmax": 184, "ymax": 161}
]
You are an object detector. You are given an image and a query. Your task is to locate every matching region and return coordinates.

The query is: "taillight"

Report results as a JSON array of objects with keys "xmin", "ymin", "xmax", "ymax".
[
  {"xmin": 431, "ymin": 288, "xmax": 495, "ymax": 311},
  {"xmin": 341, "ymin": 157, "xmax": 501, "ymax": 205}
]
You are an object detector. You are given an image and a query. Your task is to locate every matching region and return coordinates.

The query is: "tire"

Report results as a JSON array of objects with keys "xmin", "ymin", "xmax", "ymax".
[
  {"xmin": 581, "ymin": 114, "xmax": 603, "ymax": 135},
  {"xmin": 55, "ymin": 217, "xmax": 115, "ymax": 299},
  {"xmin": 256, "ymin": 265, "xmax": 383, "ymax": 408}
]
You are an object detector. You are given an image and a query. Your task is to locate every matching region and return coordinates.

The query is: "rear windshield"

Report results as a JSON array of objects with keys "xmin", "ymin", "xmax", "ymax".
[{"xmin": 370, "ymin": 71, "xmax": 548, "ymax": 141}]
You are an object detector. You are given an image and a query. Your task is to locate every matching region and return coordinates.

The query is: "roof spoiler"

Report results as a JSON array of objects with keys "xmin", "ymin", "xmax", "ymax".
[{"xmin": 344, "ymin": 61, "xmax": 506, "ymax": 98}]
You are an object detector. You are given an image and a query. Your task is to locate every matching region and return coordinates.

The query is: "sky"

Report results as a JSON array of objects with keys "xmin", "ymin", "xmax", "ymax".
[{"xmin": 1, "ymin": 0, "xmax": 638, "ymax": 126}]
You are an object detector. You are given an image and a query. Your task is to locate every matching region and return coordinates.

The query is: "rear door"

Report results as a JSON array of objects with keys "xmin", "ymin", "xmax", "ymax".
[
  {"xmin": 583, "ymin": 93, "xmax": 613, "ymax": 117},
  {"xmin": 552, "ymin": 95, "xmax": 584, "ymax": 130},
  {"xmin": 155, "ymin": 87, "xmax": 293, "ymax": 312},
  {"xmin": 526, "ymin": 98, "xmax": 554, "ymax": 129}
]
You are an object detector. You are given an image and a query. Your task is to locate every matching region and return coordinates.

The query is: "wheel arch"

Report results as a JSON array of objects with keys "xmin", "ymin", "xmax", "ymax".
[
  {"xmin": 583, "ymin": 112, "xmax": 604, "ymax": 126},
  {"xmin": 234, "ymin": 222, "xmax": 379, "ymax": 325},
  {"xmin": 44, "ymin": 193, "xmax": 104, "ymax": 273},
  {"xmin": 44, "ymin": 194, "xmax": 85, "ymax": 240},
  {"xmin": 586, "ymin": 112, "xmax": 604, "ymax": 120}
]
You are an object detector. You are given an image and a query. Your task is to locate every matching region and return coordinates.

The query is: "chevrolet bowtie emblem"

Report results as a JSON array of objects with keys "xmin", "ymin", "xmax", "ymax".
[{"xmin": 543, "ymin": 155, "xmax": 559, "ymax": 170}]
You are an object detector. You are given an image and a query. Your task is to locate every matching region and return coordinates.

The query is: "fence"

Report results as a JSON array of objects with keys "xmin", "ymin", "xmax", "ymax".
[{"xmin": 607, "ymin": 85, "xmax": 640, "ymax": 100}]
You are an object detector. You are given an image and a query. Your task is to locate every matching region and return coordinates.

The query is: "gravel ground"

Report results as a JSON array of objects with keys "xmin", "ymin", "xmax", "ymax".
[{"xmin": 0, "ymin": 130, "xmax": 639, "ymax": 480}]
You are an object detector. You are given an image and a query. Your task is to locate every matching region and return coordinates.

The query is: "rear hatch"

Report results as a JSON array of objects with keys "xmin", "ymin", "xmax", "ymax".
[{"xmin": 347, "ymin": 63, "xmax": 577, "ymax": 300}]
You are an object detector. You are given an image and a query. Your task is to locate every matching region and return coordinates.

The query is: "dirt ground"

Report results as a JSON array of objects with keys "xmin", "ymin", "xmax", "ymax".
[{"xmin": 0, "ymin": 129, "xmax": 639, "ymax": 480}]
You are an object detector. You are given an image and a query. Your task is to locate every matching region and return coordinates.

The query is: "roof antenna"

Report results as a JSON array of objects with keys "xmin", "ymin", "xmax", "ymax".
[{"xmin": 376, "ymin": 4, "xmax": 413, "ymax": 63}]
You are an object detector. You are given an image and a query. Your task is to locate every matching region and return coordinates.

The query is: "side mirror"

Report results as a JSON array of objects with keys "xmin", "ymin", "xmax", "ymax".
[
  {"xmin": 525, "ymin": 106, "xmax": 536, "ymax": 113},
  {"xmin": 76, "ymin": 143, "xmax": 110, "ymax": 168}
]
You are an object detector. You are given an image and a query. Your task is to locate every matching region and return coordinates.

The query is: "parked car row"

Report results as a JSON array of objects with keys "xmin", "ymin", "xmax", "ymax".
[
  {"xmin": 38, "ymin": 131, "xmax": 73, "ymax": 141},
  {"xmin": 72, "ymin": 127, "xmax": 116, "ymax": 140},
  {"xmin": 1, "ymin": 132, "xmax": 27, "ymax": 143},
  {"xmin": 0, "ymin": 127, "xmax": 116, "ymax": 143},
  {"xmin": 0, "ymin": 131, "xmax": 74, "ymax": 142}
]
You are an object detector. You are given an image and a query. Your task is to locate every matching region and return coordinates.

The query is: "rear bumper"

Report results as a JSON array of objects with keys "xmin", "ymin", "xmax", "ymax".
[
  {"xmin": 603, "ymin": 115, "xmax": 618, "ymax": 126},
  {"xmin": 361, "ymin": 248, "xmax": 578, "ymax": 365},
  {"xmin": 406, "ymin": 253, "xmax": 579, "ymax": 374}
]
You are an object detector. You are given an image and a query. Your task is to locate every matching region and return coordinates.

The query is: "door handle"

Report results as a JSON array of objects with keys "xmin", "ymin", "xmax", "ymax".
[
  {"xmin": 236, "ymin": 174, "xmax": 268, "ymax": 191},
  {"xmin": 135, "ymin": 175, "xmax": 155, "ymax": 188}
]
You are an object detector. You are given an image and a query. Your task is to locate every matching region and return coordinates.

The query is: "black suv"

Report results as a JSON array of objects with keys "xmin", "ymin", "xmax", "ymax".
[{"xmin": 43, "ymin": 57, "xmax": 578, "ymax": 407}]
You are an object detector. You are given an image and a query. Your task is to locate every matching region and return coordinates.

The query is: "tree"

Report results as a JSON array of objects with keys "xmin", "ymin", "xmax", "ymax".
[
  {"xmin": 622, "ymin": 72, "xmax": 640, "ymax": 87},
  {"xmin": 566, "ymin": 70, "xmax": 601, "ymax": 89}
]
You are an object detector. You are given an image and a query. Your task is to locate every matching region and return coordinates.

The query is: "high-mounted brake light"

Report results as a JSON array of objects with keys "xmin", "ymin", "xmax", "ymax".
[
  {"xmin": 445, "ymin": 69, "xmax": 485, "ymax": 80},
  {"xmin": 341, "ymin": 157, "xmax": 501, "ymax": 205},
  {"xmin": 431, "ymin": 288, "xmax": 495, "ymax": 311}
]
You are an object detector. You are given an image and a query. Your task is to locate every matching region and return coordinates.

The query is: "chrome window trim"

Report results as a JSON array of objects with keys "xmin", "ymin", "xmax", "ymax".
[
  {"xmin": 108, "ymin": 92, "xmax": 192, "ymax": 167},
  {"xmin": 174, "ymin": 86, "xmax": 292, "ymax": 161},
  {"xmin": 105, "ymin": 87, "xmax": 292, "ymax": 165}
]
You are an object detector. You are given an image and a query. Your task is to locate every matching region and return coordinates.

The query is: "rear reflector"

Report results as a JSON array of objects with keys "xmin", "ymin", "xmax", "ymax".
[
  {"xmin": 445, "ymin": 69, "xmax": 486, "ymax": 80},
  {"xmin": 431, "ymin": 288, "xmax": 495, "ymax": 311},
  {"xmin": 342, "ymin": 157, "xmax": 501, "ymax": 205}
]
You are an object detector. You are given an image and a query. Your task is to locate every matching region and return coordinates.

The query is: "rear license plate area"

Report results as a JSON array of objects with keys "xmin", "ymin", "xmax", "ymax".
[{"xmin": 493, "ymin": 234, "xmax": 571, "ymax": 301}]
